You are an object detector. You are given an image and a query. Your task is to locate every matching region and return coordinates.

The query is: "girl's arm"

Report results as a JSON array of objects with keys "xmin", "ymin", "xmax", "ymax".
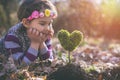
[
  {"xmin": 39, "ymin": 39, "xmax": 53, "ymax": 60},
  {"xmin": 4, "ymin": 34, "xmax": 39, "ymax": 65}
]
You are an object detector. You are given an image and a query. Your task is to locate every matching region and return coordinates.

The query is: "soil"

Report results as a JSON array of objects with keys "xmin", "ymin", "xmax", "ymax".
[
  {"xmin": 101, "ymin": 67, "xmax": 120, "ymax": 80},
  {"xmin": 47, "ymin": 63, "xmax": 94, "ymax": 80},
  {"xmin": 46, "ymin": 63, "xmax": 120, "ymax": 80}
]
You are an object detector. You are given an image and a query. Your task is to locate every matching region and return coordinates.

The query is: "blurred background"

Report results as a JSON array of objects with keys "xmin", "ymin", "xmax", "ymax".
[
  {"xmin": 0, "ymin": 0, "xmax": 120, "ymax": 42},
  {"xmin": 1, "ymin": 1, "xmax": 120, "ymax": 79}
]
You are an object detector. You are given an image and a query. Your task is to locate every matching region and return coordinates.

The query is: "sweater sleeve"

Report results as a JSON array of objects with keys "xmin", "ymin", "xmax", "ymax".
[
  {"xmin": 4, "ymin": 34, "xmax": 38, "ymax": 65},
  {"xmin": 39, "ymin": 39, "xmax": 53, "ymax": 60}
]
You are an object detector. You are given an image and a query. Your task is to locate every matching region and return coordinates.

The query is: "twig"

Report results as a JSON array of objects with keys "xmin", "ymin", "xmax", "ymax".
[{"xmin": 68, "ymin": 51, "xmax": 71, "ymax": 64}]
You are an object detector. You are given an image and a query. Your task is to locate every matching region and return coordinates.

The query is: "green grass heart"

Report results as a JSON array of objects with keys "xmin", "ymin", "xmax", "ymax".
[{"xmin": 58, "ymin": 29, "xmax": 83, "ymax": 51}]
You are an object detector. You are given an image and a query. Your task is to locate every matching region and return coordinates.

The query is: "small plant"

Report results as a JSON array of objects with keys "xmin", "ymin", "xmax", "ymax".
[
  {"xmin": 85, "ymin": 65, "xmax": 97, "ymax": 73},
  {"xmin": 58, "ymin": 29, "xmax": 83, "ymax": 64}
]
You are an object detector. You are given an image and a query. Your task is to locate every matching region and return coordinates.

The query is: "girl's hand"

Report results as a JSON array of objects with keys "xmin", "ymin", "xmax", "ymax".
[
  {"xmin": 27, "ymin": 28, "xmax": 41, "ymax": 43},
  {"xmin": 42, "ymin": 27, "xmax": 54, "ymax": 39},
  {"xmin": 27, "ymin": 28, "xmax": 41, "ymax": 50},
  {"xmin": 47, "ymin": 29, "xmax": 54, "ymax": 38},
  {"xmin": 38, "ymin": 29, "xmax": 54, "ymax": 50},
  {"xmin": 38, "ymin": 32, "xmax": 47, "ymax": 44}
]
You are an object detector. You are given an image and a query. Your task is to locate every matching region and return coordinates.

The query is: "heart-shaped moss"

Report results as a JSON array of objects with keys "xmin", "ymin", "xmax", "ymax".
[{"xmin": 58, "ymin": 29, "xmax": 83, "ymax": 51}]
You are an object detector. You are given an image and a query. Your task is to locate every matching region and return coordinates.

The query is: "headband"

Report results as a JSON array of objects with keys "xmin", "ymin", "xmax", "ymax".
[{"xmin": 27, "ymin": 9, "xmax": 57, "ymax": 20}]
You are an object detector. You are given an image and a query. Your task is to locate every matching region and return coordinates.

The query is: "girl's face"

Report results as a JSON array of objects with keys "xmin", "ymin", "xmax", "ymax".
[{"xmin": 28, "ymin": 17, "xmax": 53, "ymax": 32}]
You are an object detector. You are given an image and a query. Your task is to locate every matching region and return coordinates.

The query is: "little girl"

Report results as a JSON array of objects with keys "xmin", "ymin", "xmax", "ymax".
[{"xmin": 0, "ymin": 0, "xmax": 57, "ymax": 65}]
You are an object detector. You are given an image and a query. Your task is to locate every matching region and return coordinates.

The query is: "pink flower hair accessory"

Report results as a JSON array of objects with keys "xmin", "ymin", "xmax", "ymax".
[
  {"xmin": 39, "ymin": 12, "xmax": 44, "ymax": 17},
  {"xmin": 27, "ymin": 9, "xmax": 57, "ymax": 20}
]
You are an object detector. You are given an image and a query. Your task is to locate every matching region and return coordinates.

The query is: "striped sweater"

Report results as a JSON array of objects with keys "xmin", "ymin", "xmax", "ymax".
[{"xmin": 1, "ymin": 23, "xmax": 53, "ymax": 65}]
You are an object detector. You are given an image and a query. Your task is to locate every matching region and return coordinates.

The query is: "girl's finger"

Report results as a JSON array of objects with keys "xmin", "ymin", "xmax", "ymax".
[
  {"xmin": 39, "ymin": 33, "xmax": 43, "ymax": 42},
  {"xmin": 43, "ymin": 34, "xmax": 48, "ymax": 41},
  {"xmin": 32, "ymin": 28, "xmax": 36, "ymax": 34},
  {"xmin": 39, "ymin": 32, "xmax": 43, "ymax": 37},
  {"xmin": 27, "ymin": 28, "xmax": 32, "ymax": 34},
  {"xmin": 36, "ymin": 30, "xmax": 39, "ymax": 36}
]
